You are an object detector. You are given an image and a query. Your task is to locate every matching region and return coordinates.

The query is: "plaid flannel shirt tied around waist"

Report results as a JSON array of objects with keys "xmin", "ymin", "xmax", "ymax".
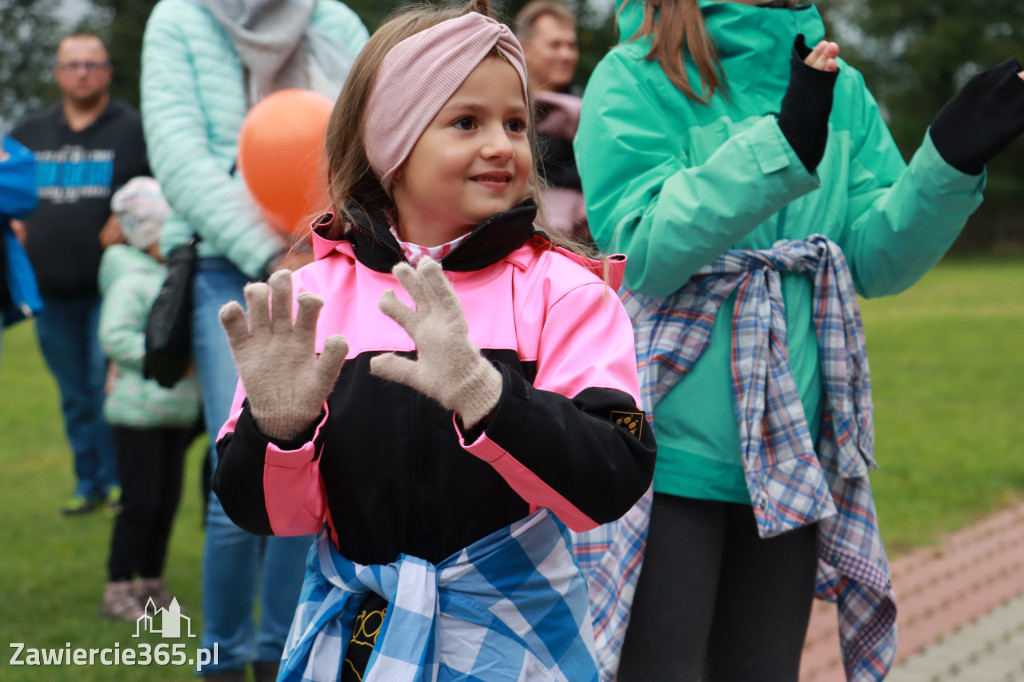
[
  {"xmin": 622, "ymin": 235, "xmax": 897, "ymax": 682},
  {"xmin": 278, "ymin": 509, "xmax": 599, "ymax": 682}
]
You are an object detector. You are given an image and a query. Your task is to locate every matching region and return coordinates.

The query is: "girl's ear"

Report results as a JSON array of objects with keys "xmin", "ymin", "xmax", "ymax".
[{"xmin": 392, "ymin": 166, "xmax": 404, "ymax": 183}]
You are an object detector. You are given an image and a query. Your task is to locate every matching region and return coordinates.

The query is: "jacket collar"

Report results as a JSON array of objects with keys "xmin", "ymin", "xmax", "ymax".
[
  {"xmin": 312, "ymin": 201, "xmax": 540, "ymax": 273},
  {"xmin": 698, "ymin": 0, "xmax": 823, "ymax": 69}
]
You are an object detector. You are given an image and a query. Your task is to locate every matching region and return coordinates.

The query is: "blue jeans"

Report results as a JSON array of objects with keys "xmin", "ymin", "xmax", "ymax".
[
  {"xmin": 35, "ymin": 294, "xmax": 117, "ymax": 500},
  {"xmin": 194, "ymin": 258, "xmax": 314, "ymax": 672}
]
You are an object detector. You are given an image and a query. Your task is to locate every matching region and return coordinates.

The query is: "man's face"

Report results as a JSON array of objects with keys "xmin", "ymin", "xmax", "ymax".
[
  {"xmin": 522, "ymin": 15, "xmax": 579, "ymax": 92},
  {"xmin": 54, "ymin": 36, "xmax": 112, "ymax": 107}
]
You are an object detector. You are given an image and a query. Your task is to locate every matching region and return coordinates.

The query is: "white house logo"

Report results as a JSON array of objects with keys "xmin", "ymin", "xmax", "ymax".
[
  {"xmin": 10, "ymin": 595, "xmax": 218, "ymax": 670},
  {"xmin": 134, "ymin": 597, "xmax": 195, "ymax": 639}
]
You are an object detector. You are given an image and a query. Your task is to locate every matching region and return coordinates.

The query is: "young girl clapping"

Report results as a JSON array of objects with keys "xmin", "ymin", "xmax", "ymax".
[{"xmin": 211, "ymin": 2, "xmax": 656, "ymax": 680}]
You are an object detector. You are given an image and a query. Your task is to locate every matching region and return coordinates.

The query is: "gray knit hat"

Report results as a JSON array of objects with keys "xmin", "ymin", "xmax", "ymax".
[{"xmin": 110, "ymin": 176, "xmax": 169, "ymax": 251}]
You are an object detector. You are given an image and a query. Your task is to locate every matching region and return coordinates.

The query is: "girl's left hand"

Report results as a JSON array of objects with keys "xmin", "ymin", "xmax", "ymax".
[
  {"xmin": 804, "ymin": 39, "xmax": 840, "ymax": 72},
  {"xmin": 371, "ymin": 257, "xmax": 502, "ymax": 430}
]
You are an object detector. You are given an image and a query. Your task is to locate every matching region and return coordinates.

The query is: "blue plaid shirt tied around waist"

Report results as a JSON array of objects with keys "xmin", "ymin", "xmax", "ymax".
[
  {"xmin": 571, "ymin": 484, "xmax": 651, "ymax": 681},
  {"xmin": 620, "ymin": 234, "xmax": 896, "ymax": 681},
  {"xmin": 279, "ymin": 509, "xmax": 599, "ymax": 682}
]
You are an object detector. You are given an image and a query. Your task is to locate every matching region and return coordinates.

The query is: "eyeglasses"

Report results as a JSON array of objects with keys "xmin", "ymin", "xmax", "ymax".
[{"xmin": 56, "ymin": 61, "xmax": 111, "ymax": 73}]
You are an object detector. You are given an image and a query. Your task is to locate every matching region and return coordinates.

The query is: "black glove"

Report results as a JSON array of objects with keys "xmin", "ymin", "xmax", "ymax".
[
  {"xmin": 929, "ymin": 57, "xmax": 1024, "ymax": 175},
  {"xmin": 777, "ymin": 34, "xmax": 840, "ymax": 173}
]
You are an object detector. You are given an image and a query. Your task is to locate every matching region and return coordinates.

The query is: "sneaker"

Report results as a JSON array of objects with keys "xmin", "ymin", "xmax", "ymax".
[
  {"xmin": 135, "ymin": 577, "xmax": 178, "ymax": 612},
  {"xmin": 105, "ymin": 486, "xmax": 123, "ymax": 515},
  {"xmin": 100, "ymin": 581, "xmax": 145, "ymax": 621},
  {"xmin": 60, "ymin": 495, "xmax": 100, "ymax": 516}
]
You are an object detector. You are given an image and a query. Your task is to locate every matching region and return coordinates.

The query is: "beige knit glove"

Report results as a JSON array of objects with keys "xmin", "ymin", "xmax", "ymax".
[
  {"xmin": 219, "ymin": 270, "xmax": 348, "ymax": 440},
  {"xmin": 370, "ymin": 257, "xmax": 502, "ymax": 430}
]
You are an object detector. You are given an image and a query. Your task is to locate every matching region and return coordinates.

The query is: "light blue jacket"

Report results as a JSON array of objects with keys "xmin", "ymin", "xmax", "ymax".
[
  {"xmin": 140, "ymin": 0, "xmax": 368, "ymax": 278},
  {"xmin": 99, "ymin": 245, "xmax": 201, "ymax": 429},
  {"xmin": 1, "ymin": 136, "xmax": 41, "ymax": 327}
]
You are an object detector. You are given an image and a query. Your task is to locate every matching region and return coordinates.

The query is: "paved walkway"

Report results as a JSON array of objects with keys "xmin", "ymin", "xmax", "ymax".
[
  {"xmin": 800, "ymin": 501, "xmax": 1024, "ymax": 681},
  {"xmin": 885, "ymin": 591, "xmax": 1024, "ymax": 681}
]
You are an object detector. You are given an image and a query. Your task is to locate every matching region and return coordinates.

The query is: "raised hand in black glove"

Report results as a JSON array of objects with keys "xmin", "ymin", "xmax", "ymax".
[
  {"xmin": 777, "ymin": 34, "xmax": 840, "ymax": 173},
  {"xmin": 929, "ymin": 58, "xmax": 1024, "ymax": 175}
]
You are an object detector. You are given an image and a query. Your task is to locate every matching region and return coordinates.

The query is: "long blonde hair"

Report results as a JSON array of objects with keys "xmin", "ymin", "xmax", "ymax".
[{"xmin": 322, "ymin": 1, "xmax": 594, "ymax": 258}]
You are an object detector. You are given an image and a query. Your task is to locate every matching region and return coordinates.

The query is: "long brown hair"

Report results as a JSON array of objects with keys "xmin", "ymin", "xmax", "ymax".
[{"xmin": 621, "ymin": 0, "xmax": 725, "ymax": 104}]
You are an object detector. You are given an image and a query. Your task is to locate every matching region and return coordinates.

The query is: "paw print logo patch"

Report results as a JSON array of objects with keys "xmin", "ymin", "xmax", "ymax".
[{"xmin": 611, "ymin": 410, "xmax": 644, "ymax": 439}]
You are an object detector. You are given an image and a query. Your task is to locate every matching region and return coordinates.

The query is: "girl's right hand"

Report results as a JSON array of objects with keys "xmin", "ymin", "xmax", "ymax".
[
  {"xmin": 219, "ymin": 270, "xmax": 348, "ymax": 440},
  {"xmin": 804, "ymin": 39, "xmax": 840, "ymax": 72}
]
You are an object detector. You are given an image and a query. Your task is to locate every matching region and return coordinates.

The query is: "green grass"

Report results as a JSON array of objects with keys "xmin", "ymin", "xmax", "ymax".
[
  {"xmin": 0, "ymin": 322, "xmax": 208, "ymax": 681},
  {"xmin": 0, "ymin": 259, "xmax": 1023, "ymax": 679},
  {"xmin": 860, "ymin": 259, "xmax": 1024, "ymax": 550}
]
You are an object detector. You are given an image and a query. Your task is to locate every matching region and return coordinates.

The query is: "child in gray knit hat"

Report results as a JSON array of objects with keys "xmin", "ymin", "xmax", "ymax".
[
  {"xmin": 98, "ymin": 176, "xmax": 201, "ymax": 622},
  {"xmin": 110, "ymin": 176, "xmax": 168, "ymax": 255}
]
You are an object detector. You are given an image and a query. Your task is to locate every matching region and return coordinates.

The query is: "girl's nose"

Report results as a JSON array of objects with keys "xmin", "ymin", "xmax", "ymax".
[{"xmin": 481, "ymin": 125, "xmax": 515, "ymax": 160}]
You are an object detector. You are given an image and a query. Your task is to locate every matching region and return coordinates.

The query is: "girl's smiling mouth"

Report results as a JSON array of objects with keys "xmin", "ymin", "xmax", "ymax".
[{"xmin": 471, "ymin": 171, "xmax": 513, "ymax": 188}]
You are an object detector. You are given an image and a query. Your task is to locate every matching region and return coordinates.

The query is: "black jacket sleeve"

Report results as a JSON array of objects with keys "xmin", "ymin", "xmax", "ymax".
[
  {"xmin": 480, "ymin": 363, "xmax": 657, "ymax": 526},
  {"xmin": 213, "ymin": 403, "xmax": 319, "ymax": 535}
]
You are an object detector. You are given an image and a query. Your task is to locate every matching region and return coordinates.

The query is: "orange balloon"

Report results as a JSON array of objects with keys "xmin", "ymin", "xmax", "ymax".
[{"xmin": 237, "ymin": 89, "xmax": 334, "ymax": 235}]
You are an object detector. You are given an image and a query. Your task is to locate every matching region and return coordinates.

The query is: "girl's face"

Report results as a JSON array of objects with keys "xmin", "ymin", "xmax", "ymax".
[{"xmin": 391, "ymin": 56, "xmax": 532, "ymax": 246}]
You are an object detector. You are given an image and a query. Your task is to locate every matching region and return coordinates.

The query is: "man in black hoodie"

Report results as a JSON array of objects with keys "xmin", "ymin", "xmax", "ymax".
[{"xmin": 11, "ymin": 32, "xmax": 149, "ymax": 516}]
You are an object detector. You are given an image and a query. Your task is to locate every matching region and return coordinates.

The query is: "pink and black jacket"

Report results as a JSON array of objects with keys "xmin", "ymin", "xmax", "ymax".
[{"xmin": 213, "ymin": 202, "xmax": 656, "ymax": 566}]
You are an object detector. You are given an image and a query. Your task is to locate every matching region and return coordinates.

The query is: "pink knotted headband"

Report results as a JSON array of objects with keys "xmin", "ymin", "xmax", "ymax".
[{"xmin": 363, "ymin": 12, "xmax": 529, "ymax": 196}]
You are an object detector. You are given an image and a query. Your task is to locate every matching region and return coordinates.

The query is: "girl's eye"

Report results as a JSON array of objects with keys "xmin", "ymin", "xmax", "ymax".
[
  {"xmin": 453, "ymin": 116, "xmax": 475, "ymax": 131},
  {"xmin": 505, "ymin": 118, "xmax": 527, "ymax": 133}
]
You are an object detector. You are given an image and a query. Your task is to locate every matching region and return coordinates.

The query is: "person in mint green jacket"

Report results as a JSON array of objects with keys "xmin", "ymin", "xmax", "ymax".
[
  {"xmin": 574, "ymin": 0, "xmax": 1024, "ymax": 680},
  {"xmin": 140, "ymin": 2, "xmax": 368, "ymax": 679},
  {"xmin": 98, "ymin": 177, "xmax": 200, "ymax": 623}
]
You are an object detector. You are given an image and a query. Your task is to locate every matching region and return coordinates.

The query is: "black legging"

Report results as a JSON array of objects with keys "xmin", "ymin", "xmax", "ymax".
[
  {"xmin": 107, "ymin": 426, "xmax": 193, "ymax": 581},
  {"xmin": 617, "ymin": 494, "xmax": 818, "ymax": 682}
]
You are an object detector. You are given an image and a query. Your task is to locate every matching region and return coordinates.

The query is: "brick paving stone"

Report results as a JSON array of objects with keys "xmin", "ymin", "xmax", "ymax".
[{"xmin": 885, "ymin": 591, "xmax": 1024, "ymax": 682}]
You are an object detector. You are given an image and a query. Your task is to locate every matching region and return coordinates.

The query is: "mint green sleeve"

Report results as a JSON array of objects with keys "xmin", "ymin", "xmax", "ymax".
[
  {"xmin": 99, "ymin": 280, "xmax": 148, "ymax": 374},
  {"xmin": 317, "ymin": 2, "xmax": 369, "ymax": 55},
  {"xmin": 835, "ymin": 68, "xmax": 985, "ymax": 298},
  {"xmin": 141, "ymin": 1, "xmax": 283, "ymax": 279},
  {"xmin": 575, "ymin": 52, "xmax": 820, "ymax": 298}
]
